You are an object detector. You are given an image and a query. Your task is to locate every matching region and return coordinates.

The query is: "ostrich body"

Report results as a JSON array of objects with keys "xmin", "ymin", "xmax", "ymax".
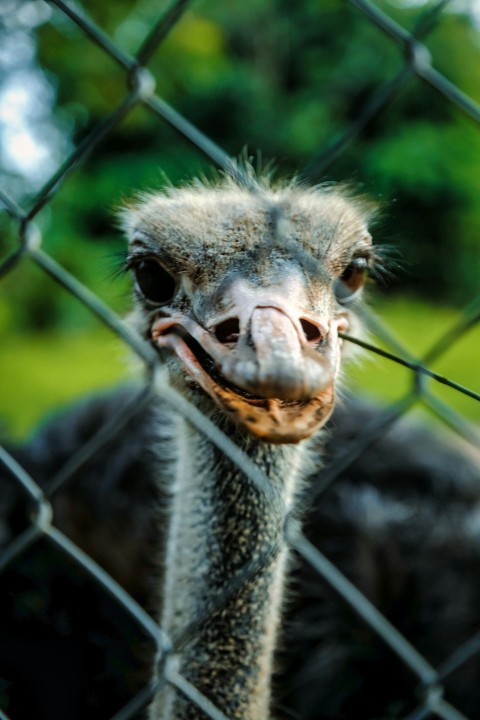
[
  {"xmin": 120, "ymin": 177, "xmax": 373, "ymax": 719},
  {"xmin": 3, "ymin": 391, "xmax": 480, "ymax": 720}
]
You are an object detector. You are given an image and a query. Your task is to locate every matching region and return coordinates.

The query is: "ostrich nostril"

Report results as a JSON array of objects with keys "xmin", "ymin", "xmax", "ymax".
[
  {"xmin": 300, "ymin": 318, "xmax": 324, "ymax": 345},
  {"xmin": 214, "ymin": 317, "xmax": 240, "ymax": 344}
]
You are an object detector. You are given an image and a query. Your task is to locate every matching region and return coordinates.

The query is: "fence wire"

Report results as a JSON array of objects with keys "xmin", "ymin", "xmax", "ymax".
[{"xmin": 0, "ymin": 1, "xmax": 479, "ymax": 719}]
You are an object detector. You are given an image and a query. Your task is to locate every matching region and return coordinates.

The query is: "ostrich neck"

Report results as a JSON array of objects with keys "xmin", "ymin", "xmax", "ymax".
[{"xmin": 151, "ymin": 408, "xmax": 310, "ymax": 720}]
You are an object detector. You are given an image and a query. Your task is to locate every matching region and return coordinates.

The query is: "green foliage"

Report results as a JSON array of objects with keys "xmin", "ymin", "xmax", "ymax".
[{"xmin": 1, "ymin": 0, "xmax": 480, "ymax": 328}]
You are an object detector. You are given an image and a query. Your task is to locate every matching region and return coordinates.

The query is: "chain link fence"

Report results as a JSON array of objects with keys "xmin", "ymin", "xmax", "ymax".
[{"xmin": 0, "ymin": 0, "xmax": 479, "ymax": 719}]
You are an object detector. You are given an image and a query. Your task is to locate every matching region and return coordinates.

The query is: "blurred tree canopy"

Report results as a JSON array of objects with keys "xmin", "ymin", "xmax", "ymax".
[{"xmin": 1, "ymin": 0, "xmax": 480, "ymax": 333}]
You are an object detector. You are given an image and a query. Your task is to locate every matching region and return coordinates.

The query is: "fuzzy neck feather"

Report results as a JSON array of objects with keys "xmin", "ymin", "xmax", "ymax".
[{"xmin": 150, "ymin": 400, "xmax": 315, "ymax": 720}]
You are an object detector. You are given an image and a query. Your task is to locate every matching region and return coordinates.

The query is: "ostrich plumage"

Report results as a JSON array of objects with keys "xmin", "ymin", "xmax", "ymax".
[{"xmin": 1, "ymin": 175, "xmax": 480, "ymax": 719}]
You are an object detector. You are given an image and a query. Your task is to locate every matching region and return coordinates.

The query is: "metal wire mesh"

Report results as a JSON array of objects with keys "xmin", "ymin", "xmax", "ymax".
[{"xmin": 0, "ymin": 1, "xmax": 479, "ymax": 719}]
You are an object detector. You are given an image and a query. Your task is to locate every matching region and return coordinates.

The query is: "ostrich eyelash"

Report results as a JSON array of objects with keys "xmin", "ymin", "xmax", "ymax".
[
  {"xmin": 368, "ymin": 244, "xmax": 402, "ymax": 286},
  {"xmin": 110, "ymin": 250, "xmax": 131, "ymax": 279},
  {"xmin": 121, "ymin": 251, "xmax": 157, "ymax": 273},
  {"xmin": 341, "ymin": 245, "xmax": 398, "ymax": 284}
]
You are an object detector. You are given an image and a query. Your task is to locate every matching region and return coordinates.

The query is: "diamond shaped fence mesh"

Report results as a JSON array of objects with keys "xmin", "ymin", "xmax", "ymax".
[{"xmin": 0, "ymin": 1, "xmax": 479, "ymax": 719}]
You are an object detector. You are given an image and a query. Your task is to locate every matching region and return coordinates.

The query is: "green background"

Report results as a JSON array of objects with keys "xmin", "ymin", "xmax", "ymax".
[{"xmin": 0, "ymin": 0, "xmax": 478, "ymax": 438}]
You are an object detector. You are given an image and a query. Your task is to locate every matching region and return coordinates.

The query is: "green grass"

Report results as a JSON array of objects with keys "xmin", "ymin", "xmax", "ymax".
[
  {"xmin": 347, "ymin": 296, "xmax": 479, "ymax": 422},
  {"xmin": 0, "ymin": 328, "xmax": 130, "ymax": 439},
  {"xmin": 0, "ymin": 297, "xmax": 478, "ymax": 440}
]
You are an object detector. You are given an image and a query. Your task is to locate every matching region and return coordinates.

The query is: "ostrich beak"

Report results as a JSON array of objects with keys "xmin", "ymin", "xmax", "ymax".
[
  {"xmin": 151, "ymin": 299, "xmax": 345, "ymax": 444},
  {"xmin": 220, "ymin": 306, "xmax": 338, "ymax": 402}
]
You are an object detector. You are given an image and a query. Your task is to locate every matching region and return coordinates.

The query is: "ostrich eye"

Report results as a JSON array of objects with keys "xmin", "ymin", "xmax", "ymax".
[
  {"xmin": 334, "ymin": 256, "xmax": 369, "ymax": 303},
  {"xmin": 132, "ymin": 258, "xmax": 177, "ymax": 305}
]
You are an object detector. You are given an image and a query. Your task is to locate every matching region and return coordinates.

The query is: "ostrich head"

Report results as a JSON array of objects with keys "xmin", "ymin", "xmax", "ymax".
[{"xmin": 123, "ymin": 176, "xmax": 375, "ymax": 443}]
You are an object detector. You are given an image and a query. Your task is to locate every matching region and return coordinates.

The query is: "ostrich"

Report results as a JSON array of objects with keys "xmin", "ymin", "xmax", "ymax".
[
  {"xmin": 120, "ymin": 174, "xmax": 375, "ymax": 720},
  {"xmin": 1, "ymin": 173, "xmax": 480, "ymax": 720}
]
